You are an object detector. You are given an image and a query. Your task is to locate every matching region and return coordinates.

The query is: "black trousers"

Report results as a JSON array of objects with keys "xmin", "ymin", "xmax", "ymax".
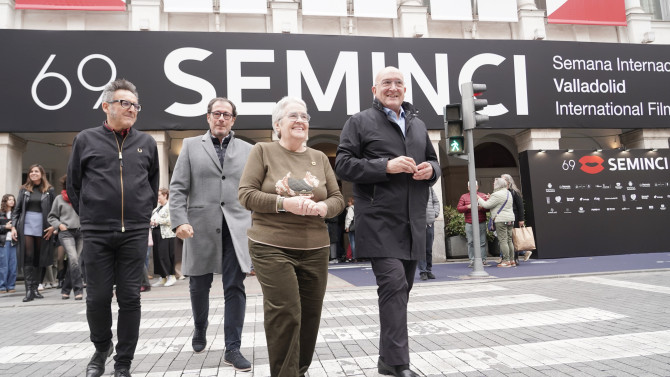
[
  {"xmin": 151, "ymin": 228, "xmax": 175, "ymax": 278},
  {"xmin": 189, "ymin": 219, "xmax": 246, "ymax": 351},
  {"xmin": 370, "ymin": 257, "xmax": 418, "ymax": 366},
  {"xmin": 83, "ymin": 228, "xmax": 146, "ymax": 370}
]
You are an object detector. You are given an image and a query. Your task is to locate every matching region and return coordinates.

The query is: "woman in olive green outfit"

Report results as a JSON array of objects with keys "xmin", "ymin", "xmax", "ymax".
[{"xmin": 239, "ymin": 96, "xmax": 345, "ymax": 377}]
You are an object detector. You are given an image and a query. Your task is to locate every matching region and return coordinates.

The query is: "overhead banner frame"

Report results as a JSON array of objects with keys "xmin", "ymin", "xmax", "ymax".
[{"xmin": 1, "ymin": 30, "xmax": 669, "ymax": 133}]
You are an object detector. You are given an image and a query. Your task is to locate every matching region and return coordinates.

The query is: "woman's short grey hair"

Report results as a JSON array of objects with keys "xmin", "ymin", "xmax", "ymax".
[
  {"xmin": 493, "ymin": 177, "xmax": 508, "ymax": 191},
  {"xmin": 271, "ymin": 96, "xmax": 307, "ymax": 137},
  {"xmin": 101, "ymin": 79, "xmax": 138, "ymax": 103}
]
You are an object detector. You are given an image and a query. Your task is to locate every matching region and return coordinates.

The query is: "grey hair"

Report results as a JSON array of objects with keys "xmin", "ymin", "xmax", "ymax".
[
  {"xmin": 271, "ymin": 96, "xmax": 307, "ymax": 137},
  {"xmin": 101, "ymin": 79, "xmax": 138, "ymax": 103},
  {"xmin": 501, "ymin": 174, "xmax": 521, "ymax": 194},
  {"xmin": 493, "ymin": 177, "xmax": 508, "ymax": 192}
]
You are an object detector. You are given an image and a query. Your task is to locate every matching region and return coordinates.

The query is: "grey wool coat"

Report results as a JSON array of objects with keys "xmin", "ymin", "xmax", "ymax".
[{"xmin": 169, "ymin": 130, "xmax": 253, "ymax": 275}]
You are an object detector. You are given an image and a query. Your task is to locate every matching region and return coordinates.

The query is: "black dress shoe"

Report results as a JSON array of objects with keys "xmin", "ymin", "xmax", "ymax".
[
  {"xmin": 113, "ymin": 367, "xmax": 131, "ymax": 377},
  {"xmin": 426, "ymin": 272, "xmax": 436, "ymax": 279},
  {"xmin": 86, "ymin": 342, "xmax": 114, "ymax": 377},
  {"xmin": 192, "ymin": 321, "xmax": 208, "ymax": 353},
  {"xmin": 378, "ymin": 357, "xmax": 419, "ymax": 377}
]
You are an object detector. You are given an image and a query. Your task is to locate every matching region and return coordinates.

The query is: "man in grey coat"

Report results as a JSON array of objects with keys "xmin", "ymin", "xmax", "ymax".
[
  {"xmin": 169, "ymin": 97, "xmax": 253, "ymax": 371},
  {"xmin": 336, "ymin": 66, "xmax": 440, "ymax": 377}
]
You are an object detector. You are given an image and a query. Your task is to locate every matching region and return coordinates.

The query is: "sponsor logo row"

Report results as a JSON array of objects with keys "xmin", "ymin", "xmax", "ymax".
[
  {"xmin": 547, "ymin": 203, "xmax": 667, "ymax": 214},
  {"xmin": 545, "ymin": 181, "xmax": 669, "ymax": 192}
]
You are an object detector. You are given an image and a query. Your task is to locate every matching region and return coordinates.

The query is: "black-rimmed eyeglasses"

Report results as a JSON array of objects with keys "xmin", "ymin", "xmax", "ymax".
[
  {"xmin": 107, "ymin": 99, "xmax": 142, "ymax": 112},
  {"xmin": 209, "ymin": 111, "xmax": 234, "ymax": 120}
]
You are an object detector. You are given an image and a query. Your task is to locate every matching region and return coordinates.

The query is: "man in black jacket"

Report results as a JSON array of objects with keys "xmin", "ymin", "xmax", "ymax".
[
  {"xmin": 335, "ymin": 66, "xmax": 440, "ymax": 377},
  {"xmin": 67, "ymin": 79, "xmax": 159, "ymax": 377}
]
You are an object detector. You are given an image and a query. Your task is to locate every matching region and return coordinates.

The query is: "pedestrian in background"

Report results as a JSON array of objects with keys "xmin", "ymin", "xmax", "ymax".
[
  {"xmin": 501, "ymin": 173, "xmax": 531, "ymax": 262},
  {"xmin": 239, "ymin": 96, "xmax": 344, "ymax": 377},
  {"xmin": 457, "ymin": 181, "xmax": 489, "ymax": 267},
  {"xmin": 336, "ymin": 66, "xmax": 440, "ymax": 377},
  {"xmin": 67, "ymin": 78, "xmax": 159, "ymax": 377},
  {"xmin": 478, "ymin": 178, "xmax": 515, "ymax": 267},
  {"xmin": 0, "ymin": 194, "xmax": 17, "ymax": 294},
  {"xmin": 419, "ymin": 186, "xmax": 440, "ymax": 280},
  {"xmin": 48, "ymin": 175, "xmax": 85, "ymax": 300},
  {"xmin": 344, "ymin": 196, "xmax": 356, "ymax": 261},
  {"xmin": 11, "ymin": 164, "xmax": 55, "ymax": 303},
  {"xmin": 150, "ymin": 188, "xmax": 176, "ymax": 287}
]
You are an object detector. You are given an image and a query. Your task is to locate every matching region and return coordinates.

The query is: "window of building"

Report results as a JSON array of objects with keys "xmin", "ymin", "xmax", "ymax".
[{"xmin": 641, "ymin": 0, "xmax": 670, "ymax": 20}]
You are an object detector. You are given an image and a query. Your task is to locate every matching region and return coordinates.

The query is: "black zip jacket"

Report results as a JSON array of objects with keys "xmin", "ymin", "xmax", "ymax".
[{"xmin": 67, "ymin": 123, "xmax": 160, "ymax": 232}]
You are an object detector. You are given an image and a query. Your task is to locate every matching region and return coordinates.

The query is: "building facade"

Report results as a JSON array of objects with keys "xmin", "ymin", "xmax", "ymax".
[{"xmin": 1, "ymin": 0, "xmax": 669, "ymax": 261}]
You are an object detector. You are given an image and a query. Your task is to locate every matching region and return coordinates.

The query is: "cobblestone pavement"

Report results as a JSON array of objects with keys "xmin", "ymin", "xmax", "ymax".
[{"xmin": 1, "ymin": 256, "xmax": 670, "ymax": 377}]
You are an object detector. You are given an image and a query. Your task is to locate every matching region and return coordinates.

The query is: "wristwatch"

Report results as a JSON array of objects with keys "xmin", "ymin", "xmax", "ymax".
[{"xmin": 276, "ymin": 196, "xmax": 286, "ymax": 212}]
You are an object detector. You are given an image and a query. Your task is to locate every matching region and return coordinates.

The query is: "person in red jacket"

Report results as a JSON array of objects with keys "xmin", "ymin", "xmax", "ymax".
[{"xmin": 457, "ymin": 181, "xmax": 489, "ymax": 267}]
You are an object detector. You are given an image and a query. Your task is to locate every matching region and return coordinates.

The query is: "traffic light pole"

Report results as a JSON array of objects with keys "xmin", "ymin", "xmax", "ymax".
[
  {"xmin": 464, "ymin": 124, "xmax": 488, "ymax": 277},
  {"xmin": 461, "ymin": 82, "xmax": 489, "ymax": 278}
]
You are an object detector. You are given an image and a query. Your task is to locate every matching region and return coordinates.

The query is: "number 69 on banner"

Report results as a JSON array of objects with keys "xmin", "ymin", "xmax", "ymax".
[{"xmin": 31, "ymin": 54, "xmax": 117, "ymax": 110}]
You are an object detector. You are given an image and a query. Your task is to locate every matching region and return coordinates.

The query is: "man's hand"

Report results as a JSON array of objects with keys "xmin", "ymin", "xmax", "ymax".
[
  {"xmin": 176, "ymin": 224, "xmax": 194, "ymax": 240},
  {"xmin": 412, "ymin": 162, "xmax": 433, "ymax": 180},
  {"xmin": 43, "ymin": 226, "xmax": 55, "ymax": 240},
  {"xmin": 59, "ymin": 224, "xmax": 68, "ymax": 232},
  {"xmin": 386, "ymin": 156, "xmax": 417, "ymax": 174}
]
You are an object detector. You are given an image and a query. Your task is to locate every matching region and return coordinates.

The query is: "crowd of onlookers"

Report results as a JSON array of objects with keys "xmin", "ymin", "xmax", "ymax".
[{"xmin": 0, "ymin": 167, "xmax": 183, "ymax": 301}]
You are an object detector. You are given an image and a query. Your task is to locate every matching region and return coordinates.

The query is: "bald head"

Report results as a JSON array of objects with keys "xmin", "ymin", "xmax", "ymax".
[
  {"xmin": 372, "ymin": 66, "xmax": 406, "ymax": 114},
  {"xmin": 374, "ymin": 66, "xmax": 404, "ymax": 85}
]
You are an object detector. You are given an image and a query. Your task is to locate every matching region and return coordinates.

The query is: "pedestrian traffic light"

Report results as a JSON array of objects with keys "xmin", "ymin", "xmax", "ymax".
[
  {"xmin": 444, "ymin": 104, "xmax": 465, "ymax": 155},
  {"xmin": 461, "ymin": 82, "xmax": 488, "ymax": 130}
]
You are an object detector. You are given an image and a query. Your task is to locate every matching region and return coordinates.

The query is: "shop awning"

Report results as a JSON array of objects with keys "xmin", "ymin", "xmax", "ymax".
[{"xmin": 15, "ymin": 0, "xmax": 127, "ymax": 11}]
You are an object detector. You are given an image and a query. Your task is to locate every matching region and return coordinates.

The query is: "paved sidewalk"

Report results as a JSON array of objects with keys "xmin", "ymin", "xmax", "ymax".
[{"xmin": 1, "ymin": 252, "xmax": 669, "ymax": 376}]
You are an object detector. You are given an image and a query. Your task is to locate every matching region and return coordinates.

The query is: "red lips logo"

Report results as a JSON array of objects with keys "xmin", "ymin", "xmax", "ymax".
[{"xmin": 579, "ymin": 155, "xmax": 605, "ymax": 174}]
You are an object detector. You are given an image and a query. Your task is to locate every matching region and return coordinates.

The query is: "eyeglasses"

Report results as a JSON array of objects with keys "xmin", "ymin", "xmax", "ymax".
[
  {"xmin": 379, "ymin": 79, "xmax": 404, "ymax": 88},
  {"xmin": 209, "ymin": 111, "xmax": 234, "ymax": 120},
  {"xmin": 107, "ymin": 99, "xmax": 142, "ymax": 112},
  {"xmin": 285, "ymin": 112, "xmax": 311, "ymax": 122}
]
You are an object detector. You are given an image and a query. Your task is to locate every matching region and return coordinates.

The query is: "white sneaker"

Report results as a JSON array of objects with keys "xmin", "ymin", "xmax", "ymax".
[
  {"xmin": 152, "ymin": 277, "xmax": 167, "ymax": 287},
  {"xmin": 164, "ymin": 275, "xmax": 177, "ymax": 287},
  {"xmin": 524, "ymin": 251, "xmax": 533, "ymax": 261},
  {"xmin": 38, "ymin": 284, "xmax": 44, "ymax": 291}
]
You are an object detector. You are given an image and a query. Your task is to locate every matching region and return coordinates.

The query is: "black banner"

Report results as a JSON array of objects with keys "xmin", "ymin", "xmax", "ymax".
[
  {"xmin": 2, "ymin": 29, "xmax": 670, "ymax": 133},
  {"xmin": 520, "ymin": 149, "xmax": 670, "ymax": 258}
]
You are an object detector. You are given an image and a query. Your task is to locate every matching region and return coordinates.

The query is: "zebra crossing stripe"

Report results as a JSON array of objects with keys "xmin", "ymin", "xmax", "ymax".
[
  {"xmin": 76, "ymin": 284, "xmax": 509, "ymax": 314},
  {"xmin": 46, "ymin": 294, "xmax": 555, "ymax": 334},
  {"xmin": 24, "ymin": 307, "xmax": 625, "ymax": 356},
  {"xmin": 572, "ymin": 276, "xmax": 670, "ymax": 294}
]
